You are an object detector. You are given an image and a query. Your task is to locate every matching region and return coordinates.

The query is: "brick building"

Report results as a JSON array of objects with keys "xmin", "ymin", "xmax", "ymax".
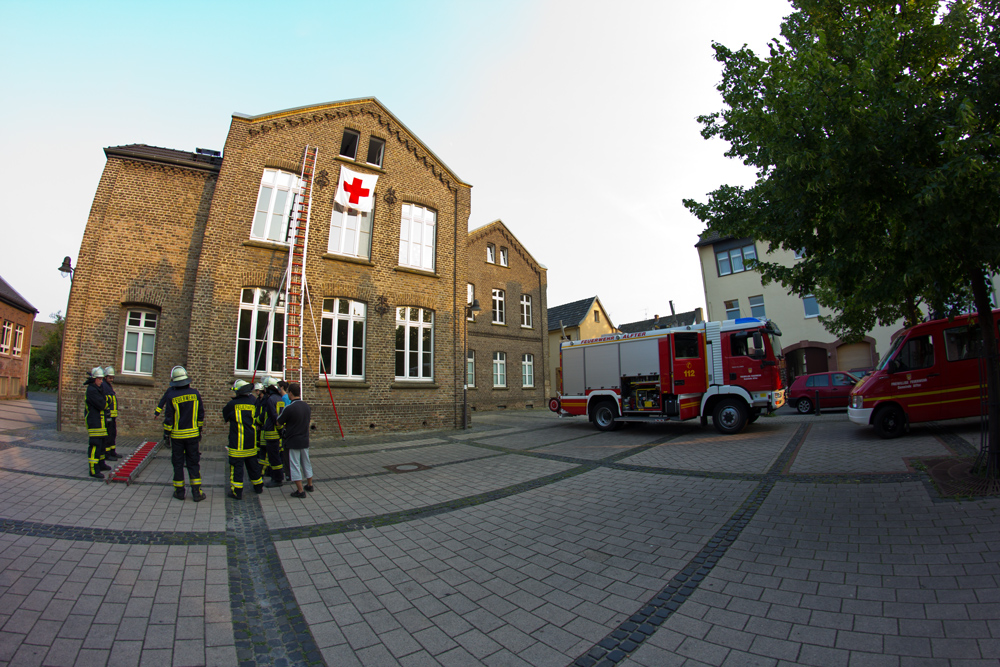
[
  {"xmin": 0, "ymin": 276, "xmax": 37, "ymax": 399},
  {"xmin": 60, "ymin": 98, "xmax": 472, "ymax": 435},
  {"xmin": 465, "ymin": 221, "xmax": 548, "ymax": 412}
]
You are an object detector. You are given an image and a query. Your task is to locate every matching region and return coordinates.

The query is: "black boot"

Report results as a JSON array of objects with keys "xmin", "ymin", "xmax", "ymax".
[
  {"xmin": 173, "ymin": 488, "xmax": 185, "ymax": 500},
  {"xmin": 227, "ymin": 489, "xmax": 241, "ymax": 500},
  {"xmin": 99, "ymin": 462, "xmax": 112, "ymax": 471},
  {"xmin": 191, "ymin": 486, "xmax": 207, "ymax": 502},
  {"xmin": 90, "ymin": 471, "xmax": 105, "ymax": 479}
]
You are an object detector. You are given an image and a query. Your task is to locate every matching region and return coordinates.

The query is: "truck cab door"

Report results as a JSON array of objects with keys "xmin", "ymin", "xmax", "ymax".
[{"xmin": 672, "ymin": 332, "xmax": 707, "ymax": 395}]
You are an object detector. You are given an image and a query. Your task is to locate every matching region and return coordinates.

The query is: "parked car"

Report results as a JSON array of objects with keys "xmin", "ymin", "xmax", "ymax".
[{"xmin": 788, "ymin": 371, "xmax": 860, "ymax": 413}]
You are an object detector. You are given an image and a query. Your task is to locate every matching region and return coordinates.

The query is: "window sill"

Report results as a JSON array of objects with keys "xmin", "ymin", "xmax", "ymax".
[
  {"xmin": 804, "ymin": 314, "xmax": 820, "ymax": 319},
  {"xmin": 114, "ymin": 375, "xmax": 156, "ymax": 387},
  {"xmin": 244, "ymin": 239, "xmax": 290, "ymax": 252},
  {"xmin": 314, "ymin": 379, "xmax": 370, "ymax": 389},
  {"xmin": 391, "ymin": 381, "xmax": 439, "ymax": 390},
  {"xmin": 520, "ymin": 325, "xmax": 533, "ymax": 330},
  {"xmin": 334, "ymin": 155, "xmax": 386, "ymax": 174},
  {"xmin": 491, "ymin": 322, "xmax": 507, "ymax": 327},
  {"xmin": 394, "ymin": 266, "xmax": 438, "ymax": 279},
  {"xmin": 322, "ymin": 253, "xmax": 373, "ymax": 267},
  {"xmin": 492, "ymin": 386, "xmax": 508, "ymax": 391}
]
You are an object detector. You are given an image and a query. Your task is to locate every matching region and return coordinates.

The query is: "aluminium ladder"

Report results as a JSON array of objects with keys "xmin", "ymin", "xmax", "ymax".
[{"xmin": 283, "ymin": 146, "xmax": 318, "ymax": 388}]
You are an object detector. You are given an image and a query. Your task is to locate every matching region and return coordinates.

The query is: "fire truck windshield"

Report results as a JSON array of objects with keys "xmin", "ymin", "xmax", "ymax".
[{"xmin": 764, "ymin": 321, "xmax": 783, "ymax": 359}]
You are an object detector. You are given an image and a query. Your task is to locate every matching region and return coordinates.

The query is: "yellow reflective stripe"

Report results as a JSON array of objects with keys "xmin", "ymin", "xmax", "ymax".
[
  {"xmin": 860, "ymin": 382, "xmax": 982, "ymax": 405},
  {"xmin": 171, "ymin": 428, "xmax": 200, "ymax": 439}
]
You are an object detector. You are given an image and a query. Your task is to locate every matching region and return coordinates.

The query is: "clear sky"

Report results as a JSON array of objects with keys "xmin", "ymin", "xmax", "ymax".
[{"xmin": 1, "ymin": 0, "xmax": 792, "ymax": 328}]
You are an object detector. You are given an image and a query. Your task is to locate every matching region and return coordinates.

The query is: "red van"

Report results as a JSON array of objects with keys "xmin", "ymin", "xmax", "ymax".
[{"xmin": 848, "ymin": 309, "xmax": 1000, "ymax": 438}]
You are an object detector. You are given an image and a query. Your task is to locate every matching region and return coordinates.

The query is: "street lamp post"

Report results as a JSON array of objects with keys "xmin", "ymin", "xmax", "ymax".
[
  {"xmin": 56, "ymin": 256, "xmax": 73, "ymax": 432},
  {"xmin": 463, "ymin": 299, "xmax": 481, "ymax": 429}
]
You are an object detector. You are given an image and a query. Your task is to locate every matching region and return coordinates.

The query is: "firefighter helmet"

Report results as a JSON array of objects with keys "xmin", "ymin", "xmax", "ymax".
[
  {"xmin": 253, "ymin": 382, "xmax": 264, "ymax": 392},
  {"xmin": 170, "ymin": 365, "xmax": 190, "ymax": 387},
  {"xmin": 89, "ymin": 367, "xmax": 105, "ymax": 379},
  {"xmin": 262, "ymin": 376, "xmax": 279, "ymax": 389},
  {"xmin": 231, "ymin": 379, "xmax": 252, "ymax": 395},
  {"xmin": 104, "ymin": 366, "xmax": 115, "ymax": 378}
]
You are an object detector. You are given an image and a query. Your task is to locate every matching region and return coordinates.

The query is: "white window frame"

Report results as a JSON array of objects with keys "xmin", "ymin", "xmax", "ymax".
[
  {"xmin": 398, "ymin": 203, "xmax": 436, "ymax": 272},
  {"xmin": 122, "ymin": 310, "xmax": 158, "ymax": 375},
  {"xmin": 328, "ymin": 202, "xmax": 373, "ymax": 259},
  {"xmin": 467, "ymin": 284, "xmax": 476, "ymax": 321},
  {"xmin": 366, "ymin": 136, "xmax": 385, "ymax": 167},
  {"xmin": 492, "ymin": 289, "xmax": 505, "ymax": 324},
  {"xmin": 499, "ymin": 247, "xmax": 508, "ymax": 267},
  {"xmin": 520, "ymin": 294, "xmax": 533, "ymax": 328},
  {"xmin": 724, "ymin": 299, "xmax": 740, "ymax": 320},
  {"xmin": 486, "ymin": 243, "xmax": 496, "ymax": 264},
  {"xmin": 749, "ymin": 295, "xmax": 766, "ymax": 318},
  {"xmin": 493, "ymin": 351, "xmax": 506, "ymax": 388},
  {"xmin": 395, "ymin": 307, "xmax": 434, "ymax": 380},
  {"xmin": 340, "ymin": 129, "xmax": 360, "ymax": 159},
  {"xmin": 522, "ymin": 353, "xmax": 534, "ymax": 388},
  {"xmin": 12, "ymin": 324, "xmax": 24, "ymax": 357},
  {"xmin": 0, "ymin": 321, "xmax": 11, "ymax": 355},
  {"xmin": 467, "ymin": 350, "xmax": 475, "ymax": 388},
  {"xmin": 803, "ymin": 295, "xmax": 820, "ymax": 318},
  {"xmin": 716, "ymin": 243, "xmax": 757, "ymax": 276},
  {"xmin": 235, "ymin": 288, "xmax": 285, "ymax": 374},
  {"xmin": 250, "ymin": 169, "xmax": 301, "ymax": 244},
  {"xmin": 320, "ymin": 298, "xmax": 366, "ymax": 379}
]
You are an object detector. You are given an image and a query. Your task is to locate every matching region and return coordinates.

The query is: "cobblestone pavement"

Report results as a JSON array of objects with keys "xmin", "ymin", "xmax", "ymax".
[{"xmin": 1, "ymin": 400, "xmax": 998, "ymax": 666}]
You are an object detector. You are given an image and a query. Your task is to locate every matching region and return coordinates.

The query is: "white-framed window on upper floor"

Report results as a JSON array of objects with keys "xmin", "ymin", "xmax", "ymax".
[
  {"xmin": 492, "ymin": 289, "xmax": 505, "ymax": 324},
  {"xmin": 0, "ymin": 321, "xmax": 11, "ymax": 355},
  {"xmin": 466, "ymin": 350, "xmax": 475, "ymax": 387},
  {"xmin": 340, "ymin": 129, "xmax": 360, "ymax": 160},
  {"xmin": 320, "ymin": 298, "xmax": 366, "ymax": 379},
  {"xmin": 366, "ymin": 137, "xmax": 385, "ymax": 168},
  {"xmin": 122, "ymin": 310, "xmax": 158, "ymax": 375},
  {"xmin": 235, "ymin": 288, "xmax": 285, "ymax": 374},
  {"xmin": 398, "ymin": 203, "xmax": 436, "ymax": 272},
  {"xmin": 486, "ymin": 243, "xmax": 496, "ymax": 264},
  {"xmin": 803, "ymin": 295, "xmax": 820, "ymax": 318},
  {"xmin": 395, "ymin": 307, "xmax": 434, "ymax": 380},
  {"xmin": 520, "ymin": 294, "xmax": 532, "ymax": 328},
  {"xmin": 328, "ymin": 202, "xmax": 372, "ymax": 259},
  {"xmin": 467, "ymin": 284, "xmax": 476, "ymax": 321},
  {"xmin": 716, "ymin": 241, "xmax": 757, "ymax": 276},
  {"xmin": 493, "ymin": 351, "xmax": 506, "ymax": 388},
  {"xmin": 251, "ymin": 169, "xmax": 301, "ymax": 244},
  {"xmin": 12, "ymin": 324, "xmax": 24, "ymax": 357},
  {"xmin": 724, "ymin": 299, "xmax": 740, "ymax": 320},
  {"xmin": 522, "ymin": 353, "xmax": 534, "ymax": 388},
  {"xmin": 749, "ymin": 295, "xmax": 766, "ymax": 318},
  {"xmin": 499, "ymin": 247, "xmax": 508, "ymax": 267}
]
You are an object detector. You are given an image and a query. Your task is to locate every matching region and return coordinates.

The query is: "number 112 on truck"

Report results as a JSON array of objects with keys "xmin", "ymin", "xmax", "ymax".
[{"xmin": 549, "ymin": 317, "xmax": 786, "ymax": 434}]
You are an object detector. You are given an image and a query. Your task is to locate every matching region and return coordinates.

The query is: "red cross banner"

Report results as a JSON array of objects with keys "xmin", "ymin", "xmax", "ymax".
[{"xmin": 334, "ymin": 165, "xmax": 379, "ymax": 213}]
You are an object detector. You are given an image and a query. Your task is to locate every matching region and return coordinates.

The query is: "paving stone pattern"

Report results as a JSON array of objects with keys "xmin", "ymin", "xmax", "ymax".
[{"xmin": 0, "ymin": 405, "xmax": 998, "ymax": 667}]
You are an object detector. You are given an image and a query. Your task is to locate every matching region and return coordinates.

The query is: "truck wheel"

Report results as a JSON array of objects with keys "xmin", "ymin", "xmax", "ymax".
[
  {"xmin": 592, "ymin": 401, "xmax": 620, "ymax": 432},
  {"xmin": 796, "ymin": 397, "xmax": 813, "ymax": 414},
  {"xmin": 873, "ymin": 405, "xmax": 905, "ymax": 439},
  {"xmin": 713, "ymin": 398, "xmax": 748, "ymax": 435}
]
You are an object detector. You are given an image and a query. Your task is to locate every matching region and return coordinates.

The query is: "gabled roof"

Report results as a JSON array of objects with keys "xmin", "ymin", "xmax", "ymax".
[
  {"xmin": 104, "ymin": 144, "xmax": 223, "ymax": 173},
  {"xmin": 547, "ymin": 296, "xmax": 611, "ymax": 331},
  {"xmin": 31, "ymin": 321, "xmax": 57, "ymax": 347},
  {"xmin": 468, "ymin": 219, "xmax": 546, "ymax": 271},
  {"xmin": 232, "ymin": 96, "xmax": 469, "ymax": 188},
  {"xmin": 0, "ymin": 275, "xmax": 37, "ymax": 314},
  {"xmin": 618, "ymin": 308, "xmax": 703, "ymax": 333}
]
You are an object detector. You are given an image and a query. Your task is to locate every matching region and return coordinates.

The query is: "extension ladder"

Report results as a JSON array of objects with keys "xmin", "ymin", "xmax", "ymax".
[{"xmin": 284, "ymin": 146, "xmax": 318, "ymax": 388}]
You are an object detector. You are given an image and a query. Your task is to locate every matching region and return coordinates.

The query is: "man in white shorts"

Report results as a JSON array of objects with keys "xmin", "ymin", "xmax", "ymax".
[{"xmin": 276, "ymin": 383, "xmax": 313, "ymax": 498}]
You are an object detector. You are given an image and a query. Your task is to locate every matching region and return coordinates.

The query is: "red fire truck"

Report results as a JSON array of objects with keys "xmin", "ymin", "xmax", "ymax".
[
  {"xmin": 549, "ymin": 317, "xmax": 786, "ymax": 434},
  {"xmin": 848, "ymin": 309, "xmax": 1000, "ymax": 437}
]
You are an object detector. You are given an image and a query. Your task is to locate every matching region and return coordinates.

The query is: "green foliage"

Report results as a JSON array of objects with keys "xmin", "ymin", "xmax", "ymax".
[
  {"xmin": 684, "ymin": 0, "xmax": 1000, "ymax": 340},
  {"xmin": 28, "ymin": 313, "xmax": 62, "ymax": 391}
]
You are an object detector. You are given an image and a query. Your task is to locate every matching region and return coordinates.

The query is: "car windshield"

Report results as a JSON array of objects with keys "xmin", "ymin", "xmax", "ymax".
[{"xmin": 876, "ymin": 335, "xmax": 906, "ymax": 371}]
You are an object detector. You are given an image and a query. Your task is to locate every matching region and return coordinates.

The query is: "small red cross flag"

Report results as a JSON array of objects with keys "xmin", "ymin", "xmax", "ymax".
[{"xmin": 334, "ymin": 165, "xmax": 379, "ymax": 213}]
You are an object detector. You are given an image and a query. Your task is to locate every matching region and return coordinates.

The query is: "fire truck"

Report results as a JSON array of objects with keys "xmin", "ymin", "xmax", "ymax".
[{"xmin": 549, "ymin": 317, "xmax": 786, "ymax": 434}]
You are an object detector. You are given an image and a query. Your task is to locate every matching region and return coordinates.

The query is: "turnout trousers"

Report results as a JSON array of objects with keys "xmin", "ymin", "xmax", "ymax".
[
  {"xmin": 171, "ymin": 436, "xmax": 202, "ymax": 489},
  {"xmin": 264, "ymin": 437, "xmax": 284, "ymax": 483},
  {"xmin": 105, "ymin": 418, "xmax": 117, "ymax": 457},
  {"xmin": 229, "ymin": 453, "xmax": 263, "ymax": 498},
  {"xmin": 88, "ymin": 436, "xmax": 106, "ymax": 476}
]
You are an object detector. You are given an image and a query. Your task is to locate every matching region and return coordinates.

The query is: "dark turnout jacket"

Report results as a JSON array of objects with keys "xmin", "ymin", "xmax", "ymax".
[{"xmin": 276, "ymin": 399, "xmax": 311, "ymax": 449}]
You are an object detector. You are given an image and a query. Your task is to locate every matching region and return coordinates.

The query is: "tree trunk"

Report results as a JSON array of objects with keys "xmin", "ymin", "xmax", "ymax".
[{"xmin": 970, "ymin": 271, "xmax": 1000, "ymax": 478}]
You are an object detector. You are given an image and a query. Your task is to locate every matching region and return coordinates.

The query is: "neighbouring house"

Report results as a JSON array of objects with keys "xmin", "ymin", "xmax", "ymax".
[
  {"xmin": 0, "ymin": 275, "xmax": 37, "ymax": 399},
  {"xmin": 696, "ymin": 231, "xmax": 904, "ymax": 382},
  {"xmin": 465, "ymin": 220, "xmax": 548, "ymax": 413},
  {"xmin": 546, "ymin": 296, "xmax": 616, "ymax": 398},
  {"xmin": 617, "ymin": 307, "xmax": 703, "ymax": 334},
  {"xmin": 60, "ymin": 97, "xmax": 474, "ymax": 435},
  {"xmin": 30, "ymin": 322, "xmax": 58, "ymax": 352}
]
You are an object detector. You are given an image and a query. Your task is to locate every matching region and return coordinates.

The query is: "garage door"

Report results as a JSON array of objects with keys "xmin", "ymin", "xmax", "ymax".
[{"xmin": 837, "ymin": 342, "xmax": 872, "ymax": 373}]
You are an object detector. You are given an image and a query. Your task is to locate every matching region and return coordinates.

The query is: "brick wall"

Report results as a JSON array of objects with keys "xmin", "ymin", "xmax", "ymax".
[
  {"xmin": 466, "ymin": 221, "xmax": 549, "ymax": 413},
  {"xmin": 0, "ymin": 301, "xmax": 34, "ymax": 398}
]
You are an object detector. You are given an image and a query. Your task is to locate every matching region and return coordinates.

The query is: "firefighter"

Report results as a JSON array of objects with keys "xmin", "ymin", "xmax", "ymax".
[
  {"xmin": 253, "ymin": 382, "xmax": 268, "ymax": 477},
  {"xmin": 161, "ymin": 365, "xmax": 206, "ymax": 501},
  {"xmin": 222, "ymin": 379, "xmax": 264, "ymax": 499},
  {"xmin": 102, "ymin": 366, "xmax": 119, "ymax": 461},
  {"xmin": 85, "ymin": 367, "xmax": 111, "ymax": 478},
  {"xmin": 261, "ymin": 376, "xmax": 285, "ymax": 487}
]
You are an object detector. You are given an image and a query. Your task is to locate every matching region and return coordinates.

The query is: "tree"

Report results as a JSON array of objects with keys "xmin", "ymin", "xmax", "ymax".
[
  {"xmin": 684, "ymin": 0, "xmax": 1000, "ymax": 476},
  {"xmin": 28, "ymin": 313, "xmax": 63, "ymax": 391}
]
